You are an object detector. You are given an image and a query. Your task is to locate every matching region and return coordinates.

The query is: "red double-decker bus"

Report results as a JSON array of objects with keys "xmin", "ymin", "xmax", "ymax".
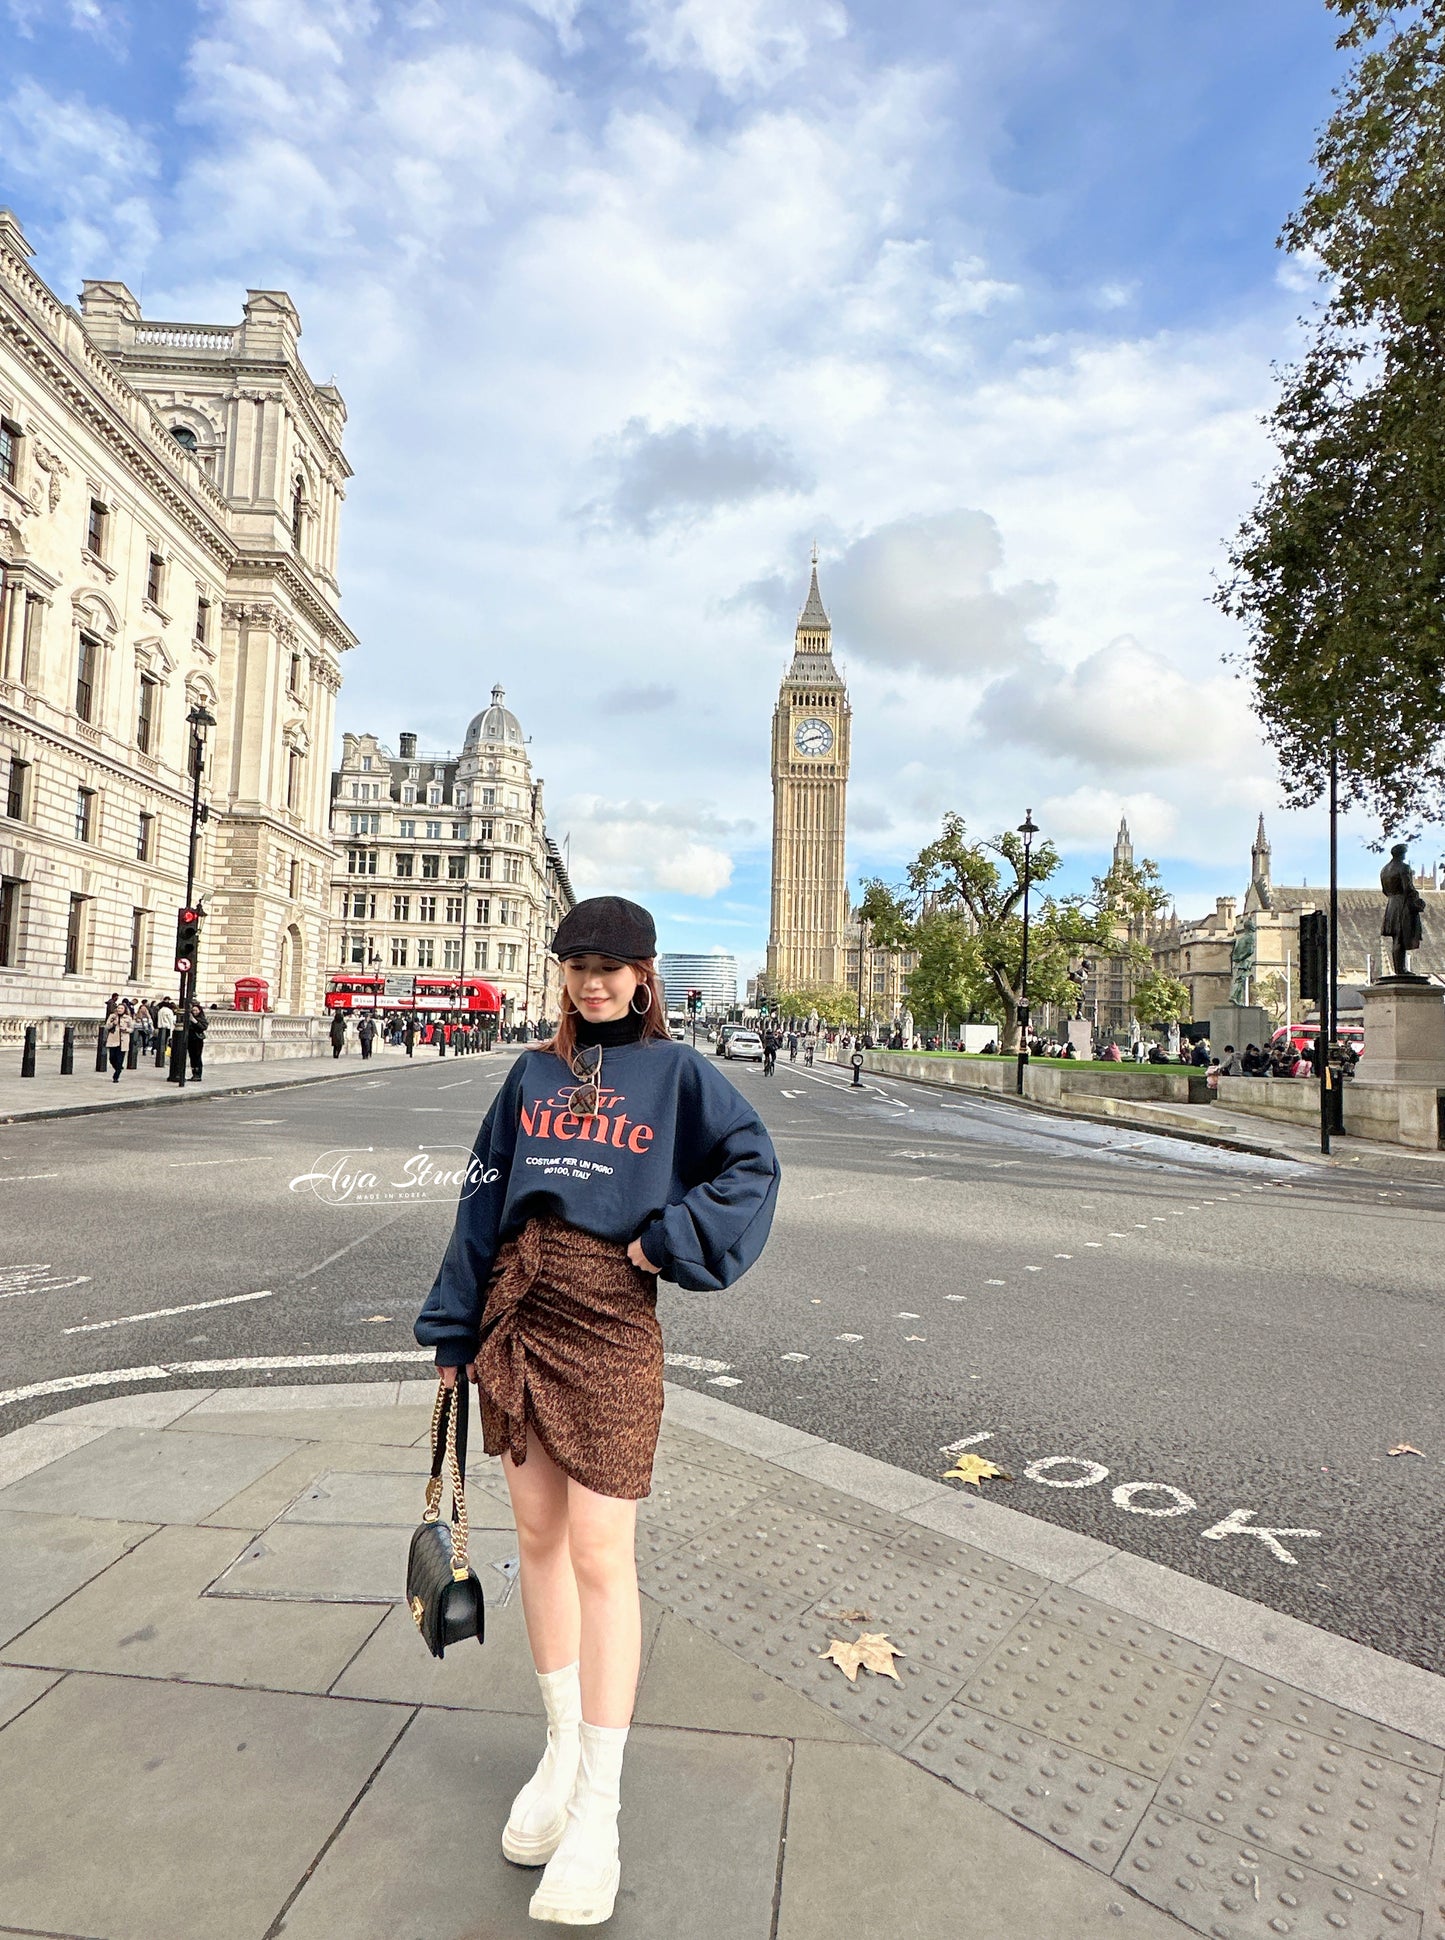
[
  {"xmin": 411, "ymin": 975, "xmax": 503, "ymax": 1015},
  {"xmin": 325, "ymin": 973, "xmax": 386, "ymax": 1011}
]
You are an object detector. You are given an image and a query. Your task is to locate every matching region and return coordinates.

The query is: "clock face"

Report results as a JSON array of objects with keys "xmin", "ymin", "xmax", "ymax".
[{"xmin": 794, "ymin": 716, "xmax": 833, "ymax": 757}]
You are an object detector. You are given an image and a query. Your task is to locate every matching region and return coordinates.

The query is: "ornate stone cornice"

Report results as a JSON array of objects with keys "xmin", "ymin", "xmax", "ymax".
[{"xmin": 0, "ymin": 300, "xmax": 234, "ymax": 571}]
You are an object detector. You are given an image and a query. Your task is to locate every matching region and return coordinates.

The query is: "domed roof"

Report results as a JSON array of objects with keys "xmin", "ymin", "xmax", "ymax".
[{"xmin": 463, "ymin": 684, "xmax": 524, "ymax": 750}]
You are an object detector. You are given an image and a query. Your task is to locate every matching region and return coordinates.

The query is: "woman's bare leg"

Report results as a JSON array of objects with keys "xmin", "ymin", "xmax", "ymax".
[
  {"xmin": 502, "ymin": 1423, "xmax": 580, "ymax": 1674},
  {"xmin": 566, "ymin": 1479, "xmax": 640, "ymax": 1728}
]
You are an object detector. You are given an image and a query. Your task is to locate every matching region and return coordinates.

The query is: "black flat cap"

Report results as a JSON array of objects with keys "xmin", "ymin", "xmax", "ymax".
[{"xmin": 552, "ymin": 895, "xmax": 656, "ymax": 962}]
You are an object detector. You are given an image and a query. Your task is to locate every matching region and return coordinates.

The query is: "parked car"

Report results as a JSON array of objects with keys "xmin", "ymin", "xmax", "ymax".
[
  {"xmin": 726, "ymin": 1029, "xmax": 764, "ymax": 1062},
  {"xmin": 715, "ymin": 1023, "xmax": 744, "ymax": 1058}
]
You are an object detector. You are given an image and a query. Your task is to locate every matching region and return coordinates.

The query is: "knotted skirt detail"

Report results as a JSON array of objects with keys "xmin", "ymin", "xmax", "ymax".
[{"xmin": 475, "ymin": 1214, "xmax": 664, "ymax": 1500}]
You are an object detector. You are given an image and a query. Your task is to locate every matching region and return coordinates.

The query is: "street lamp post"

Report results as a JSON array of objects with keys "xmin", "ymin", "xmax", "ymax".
[
  {"xmin": 1015, "ymin": 808, "xmax": 1038, "ymax": 1097},
  {"xmin": 169, "ymin": 702, "xmax": 216, "ymax": 1086}
]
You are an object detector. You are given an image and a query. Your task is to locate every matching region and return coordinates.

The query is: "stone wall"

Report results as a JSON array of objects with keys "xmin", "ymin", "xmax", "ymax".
[{"xmin": 0, "ymin": 1009, "xmax": 332, "ymax": 1065}]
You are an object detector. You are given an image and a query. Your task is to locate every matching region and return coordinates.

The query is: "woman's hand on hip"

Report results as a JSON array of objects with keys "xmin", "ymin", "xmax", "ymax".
[{"xmin": 627, "ymin": 1238, "xmax": 659, "ymax": 1273}]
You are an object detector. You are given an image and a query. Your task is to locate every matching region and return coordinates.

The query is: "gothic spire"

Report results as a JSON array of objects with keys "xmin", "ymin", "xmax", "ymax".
[{"xmin": 798, "ymin": 553, "xmax": 830, "ymax": 634}]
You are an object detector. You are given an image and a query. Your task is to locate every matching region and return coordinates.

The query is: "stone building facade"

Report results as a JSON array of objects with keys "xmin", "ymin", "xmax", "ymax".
[
  {"xmin": 765, "ymin": 559, "xmax": 852, "ymax": 994},
  {"xmin": 1151, "ymin": 816, "xmax": 1445, "ymax": 1027},
  {"xmin": 328, "ymin": 688, "xmax": 574, "ymax": 1030},
  {"xmin": 0, "ymin": 209, "xmax": 353, "ymax": 1021}
]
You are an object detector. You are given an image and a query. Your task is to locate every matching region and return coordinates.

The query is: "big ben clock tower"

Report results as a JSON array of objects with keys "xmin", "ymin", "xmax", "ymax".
[{"xmin": 766, "ymin": 554, "xmax": 852, "ymax": 992}]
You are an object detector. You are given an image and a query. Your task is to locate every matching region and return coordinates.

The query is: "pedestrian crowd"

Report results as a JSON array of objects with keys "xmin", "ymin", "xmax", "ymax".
[{"xmin": 99, "ymin": 992, "xmax": 208, "ymax": 1083}]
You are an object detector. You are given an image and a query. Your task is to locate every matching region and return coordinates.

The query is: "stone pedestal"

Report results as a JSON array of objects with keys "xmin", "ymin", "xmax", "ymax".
[
  {"xmin": 1361, "ymin": 979, "xmax": 1445, "ymax": 1085},
  {"xmin": 1208, "ymin": 1003, "xmax": 1271, "ymax": 1055},
  {"xmin": 1066, "ymin": 1018, "xmax": 1094, "ymax": 1060}
]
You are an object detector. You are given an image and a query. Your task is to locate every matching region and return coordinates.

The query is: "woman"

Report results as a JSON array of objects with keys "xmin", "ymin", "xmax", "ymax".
[
  {"xmin": 415, "ymin": 896, "xmax": 779, "ymax": 1926},
  {"xmin": 102, "ymin": 1000, "xmax": 133, "ymax": 1083},
  {"xmin": 185, "ymin": 1001, "xmax": 207, "ymax": 1081}
]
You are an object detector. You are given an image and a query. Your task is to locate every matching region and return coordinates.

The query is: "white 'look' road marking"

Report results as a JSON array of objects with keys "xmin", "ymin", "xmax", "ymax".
[
  {"xmin": 63, "ymin": 1290, "xmax": 275, "ymax": 1335},
  {"xmin": 0, "ymin": 1265, "xmax": 93, "ymax": 1300}
]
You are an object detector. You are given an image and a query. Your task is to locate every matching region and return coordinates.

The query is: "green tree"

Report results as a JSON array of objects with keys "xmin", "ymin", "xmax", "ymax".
[
  {"xmin": 905, "ymin": 813, "xmax": 1137, "ymax": 1052},
  {"xmin": 902, "ymin": 909, "xmax": 989, "ymax": 1037},
  {"xmin": 1130, "ymin": 971, "xmax": 1192, "ymax": 1028},
  {"xmin": 771, "ymin": 983, "xmax": 856, "ymax": 1028},
  {"xmin": 1216, "ymin": 0, "xmax": 1445, "ymax": 830}
]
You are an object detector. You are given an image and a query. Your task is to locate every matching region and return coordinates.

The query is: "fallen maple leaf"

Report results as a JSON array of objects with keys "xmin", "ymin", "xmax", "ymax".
[
  {"xmin": 819, "ymin": 1631, "xmax": 905, "ymax": 1682},
  {"xmin": 1387, "ymin": 1441, "xmax": 1425, "ymax": 1457},
  {"xmin": 942, "ymin": 1453, "xmax": 1013, "ymax": 1490}
]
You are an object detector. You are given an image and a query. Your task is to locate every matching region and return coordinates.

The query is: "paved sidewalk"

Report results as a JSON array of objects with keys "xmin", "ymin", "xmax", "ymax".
[
  {"xmin": 0, "ymin": 1381, "xmax": 1441, "ymax": 1940},
  {"xmin": 0, "ymin": 1040, "xmax": 435, "ymax": 1124}
]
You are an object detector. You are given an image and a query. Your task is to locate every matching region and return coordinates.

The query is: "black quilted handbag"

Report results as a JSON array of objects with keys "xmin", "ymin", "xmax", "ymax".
[{"xmin": 406, "ymin": 1378, "xmax": 485, "ymax": 1658}]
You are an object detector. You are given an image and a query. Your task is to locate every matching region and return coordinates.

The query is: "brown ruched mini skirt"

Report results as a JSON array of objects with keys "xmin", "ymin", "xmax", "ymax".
[{"xmin": 474, "ymin": 1214, "xmax": 664, "ymax": 1500}]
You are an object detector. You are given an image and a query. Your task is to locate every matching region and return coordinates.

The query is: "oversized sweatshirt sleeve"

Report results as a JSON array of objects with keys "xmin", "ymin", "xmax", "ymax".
[
  {"xmin": 636, "ymin": 1085, "xmax": 780, "ymax": 1292},
  {"xmin": 413, "ymin": 1060, "xmax": 523, "ymax": 1365}
]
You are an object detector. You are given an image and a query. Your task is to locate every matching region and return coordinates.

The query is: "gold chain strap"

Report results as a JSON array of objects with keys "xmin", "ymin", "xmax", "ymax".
[{"xmin": 445, "ymin": 1380, "xmax": 470, "ymax": 1581}]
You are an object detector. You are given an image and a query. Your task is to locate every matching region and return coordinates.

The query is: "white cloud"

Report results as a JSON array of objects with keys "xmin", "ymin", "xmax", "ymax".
[
  {"xmin": 1034, "ymin": 787, "xmax": 1178, "ymax": 855},
  {"xmin": 576, "ymin": 418, "xmax": 812, "ymax": 535},
  {"xmin": 738, "ymin": 510, "xmax": 1055, "ymax": 677},
  {"xmin": 559, "ymin": 796, "xmax": 749, "ymax": 898},
  {"xmin": 0, "ymin": 79, "xmax": 159, "ymax": 287},
  {"xmin": 633, "ymin": 0, "xmax": 846, "ymax": 95},
  {"xmin": 975, "ymin": 634, "xmax": 1259, "ymax": 778}
]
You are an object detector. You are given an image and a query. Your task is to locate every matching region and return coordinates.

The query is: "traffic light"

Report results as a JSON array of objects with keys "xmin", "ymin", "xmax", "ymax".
[
  {"xmin": 174, "ymin": 905, "xmax": 201, "ymax": 973},
  {"xmin": 687, "ymin": 988, "xmax": 702, "ymax": 1015},
  {"xmin": 759, "ymin": 998, "xmax": 770, "ymax": 1018},
  {"xmin": 1298, "ymin": 910, "xmax": 1327, "ymax": 1002}
]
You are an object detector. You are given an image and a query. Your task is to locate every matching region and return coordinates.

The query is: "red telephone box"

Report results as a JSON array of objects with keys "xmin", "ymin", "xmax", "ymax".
[{"xmin": 234, "ymin": 977, "xmax": 271, "ymax": 1013}]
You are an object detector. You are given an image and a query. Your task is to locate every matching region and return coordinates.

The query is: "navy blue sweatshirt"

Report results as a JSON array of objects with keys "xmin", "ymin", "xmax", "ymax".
[{"xmin": 414, "ymin": 1036, "xmax": 781, "ymax": 1367}]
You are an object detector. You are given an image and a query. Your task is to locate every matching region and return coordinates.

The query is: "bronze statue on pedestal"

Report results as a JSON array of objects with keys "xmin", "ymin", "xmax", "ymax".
[{"xmin": 1380, "ymin": 844, "xmax": 1427, "ymax": 980}]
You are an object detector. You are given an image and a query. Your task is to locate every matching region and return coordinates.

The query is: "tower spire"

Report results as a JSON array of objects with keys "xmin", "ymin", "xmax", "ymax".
[{"xmin": 797, "ymin": 553, "xmax": 830, "ymax": 638}]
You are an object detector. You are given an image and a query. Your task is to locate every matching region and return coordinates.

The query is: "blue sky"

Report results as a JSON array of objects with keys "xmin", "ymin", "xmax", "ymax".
[{"xmin": 7, "ymin": 0, "xmax": 1429, "ymax": 976}]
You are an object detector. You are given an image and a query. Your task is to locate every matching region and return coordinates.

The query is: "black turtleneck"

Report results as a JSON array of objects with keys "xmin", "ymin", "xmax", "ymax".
[{"xmin": 573, "ymin": 1009, "xmax": 648, "ymax": 1048}]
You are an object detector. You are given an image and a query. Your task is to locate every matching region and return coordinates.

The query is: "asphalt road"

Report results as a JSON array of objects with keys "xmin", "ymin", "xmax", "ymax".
[{"xmin": 1, "ymin": 1044, "xmax": 1441, "ymax": 1675}]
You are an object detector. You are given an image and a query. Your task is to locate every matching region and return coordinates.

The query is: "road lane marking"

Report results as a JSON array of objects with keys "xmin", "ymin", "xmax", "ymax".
[
  {"xmin": 707, "ymin": 1375, "xmax": 741, "ymax": 1387},
  {"xmin": 294, "ymin": 1215, "xmax": 412, "ymax": 1283},
  {"xmin": 64, "ymin": 1290, "xmax": 275, "ymax": 1334},
  {"xmin": 940, "ymin": 1432, "xmax": 994, "ymax": 1454},
  {"xmin": 0, "ymin": 1349, "xmax": 439, "ymax": 1412},
  {"xmin": 662, "ymin": 1353, "xmax": 732, "ymax": 1373},
  {"xmin": 0, "ymin": 1174, "xmax": 60, "ymax": 1183},
  {"xmin": 436, "ymin": 1080, "xmax": 472, "ymax": 1090}
]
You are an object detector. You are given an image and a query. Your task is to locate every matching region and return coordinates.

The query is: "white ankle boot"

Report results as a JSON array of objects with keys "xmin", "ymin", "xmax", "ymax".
[
  {"xmin": 528, "ymin": 1720, "xmax": 627, "ymax": 1925},
  {"xmin": 502, "ymin": 1661, "xmax": 582, "ymax": 1866}
]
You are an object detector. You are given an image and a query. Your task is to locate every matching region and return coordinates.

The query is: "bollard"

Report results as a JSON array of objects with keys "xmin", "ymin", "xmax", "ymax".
[
  {"xmin": 126, "ymin": 1032, "xmax": 139, "ymax": 1069},
  {"xmin": 850, "ymin": 1052, "xmax": 864, "ymax": 1089},
  {"xmin": 95, "ymin": 1027, "xmax": 108, "ymax": 1073},
  {"xmin": 155, "ymin": 1032, "xmax": 166, "ymax": 1067},
  {"xmin": 20, "ymin": 1025, "xmax": 37, "ymax": 1078},
  {"xmin": 61, "ymin": 1025, "xmax": 75, "ymax": 1075}
]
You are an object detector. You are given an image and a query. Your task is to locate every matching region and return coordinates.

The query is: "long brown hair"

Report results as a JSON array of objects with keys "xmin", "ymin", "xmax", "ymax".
[{"xmin": 542, "ymin": 958, "xmax": 670, "ymax": 1066}]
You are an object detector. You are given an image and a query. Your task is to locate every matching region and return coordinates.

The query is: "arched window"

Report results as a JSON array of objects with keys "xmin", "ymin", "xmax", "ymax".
[
  {"xmin": 170, "ymin": 425, "xmax": 198, "ymax": 452},
  {"xmin": 291, "ymin": 478, "xmax": 306, "ymax": 551}
]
